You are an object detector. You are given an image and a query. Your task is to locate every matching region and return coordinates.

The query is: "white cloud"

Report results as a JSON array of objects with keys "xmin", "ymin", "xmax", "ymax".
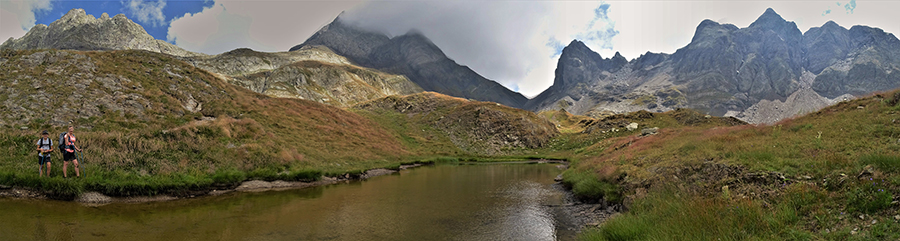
[
  {"xmin": 167, "ymin": 0, "xmax": 358, "ymax": 55},
  {"xmin": 0, "ymin": 0, "xmax": 51, "ymax": 41},
  {"xmin": 166, "ymin": 0, "xmax": 900, "ymax": 97},
  {"xmin": 123, "ymin": 0, "xmax": 167, "ymax": 27},
  {"xmin": 341, "ymin": 1, "xmax": 613, "ymax": 98}
]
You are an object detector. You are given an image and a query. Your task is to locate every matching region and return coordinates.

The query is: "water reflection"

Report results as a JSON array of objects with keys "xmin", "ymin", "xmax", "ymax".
[{"xmin": 0, "ymin": 163, "xmax": 570, "ymax": 240}]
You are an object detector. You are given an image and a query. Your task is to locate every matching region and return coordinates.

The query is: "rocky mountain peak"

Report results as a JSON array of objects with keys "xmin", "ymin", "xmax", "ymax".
[
  {"xmin": 612, "ymin": 51, "xmax": 627, "ymax": 63},
  {"xmin": 748, "ymin": 8, "xmax": 802, "ymax": 41},
  {"xmin": 750, "ymin": 8, "xmax": 784, "ymax": 27},
  {"xmin": 562, "ymin": 40, "xmax": 593, "ymax": 55},
  {"xmin": 695, "ymin": 19, "xmax": 720, "ymax": 30},
  {"xmin": 1, "ymin": 8, "xmax": 200, "ymax": 57},
  {"xmin": 821, "ymin": 20, "xmax": 843, "ymax": 30},
  {"xmin": 290, "ymin": 16, "xmax": 390, "ymax": 59},
  {"xmin": 59, "ymin": 8, "xmax": 90, "ymax": 22},
  {"xmin": 291, "ymin": 15, "xmax": 528, "ymax": 108},
  {"xmin": 689, "ymin": 19, "xmax": 737, "ymax": 44},
  {"xmin": 559, "ymin": 40, "xmax": 602, "ymax": 62}
]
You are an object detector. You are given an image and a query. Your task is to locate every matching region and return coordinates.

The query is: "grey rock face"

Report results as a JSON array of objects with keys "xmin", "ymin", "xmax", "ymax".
[
  {"xmin": 1, "ymin": 9, "xmax": 200, "ymax": 57},
  {"xmin": 811, "ymin": 25, "xmax": 900, "ymax": 99},
  {"xmin": 524, "ymin": 40, "xmax": 632, "ymax": 113},
  {"xmin": 290, "ymin": 17, "xmax": 528, "ymax": 109},
  {"xmin": 803, "ymin": 21, "xmax": 852, "ymax": 75},
  {"xmin": 527, "ymin": 8, "xmax": 900, "ymax": 124}
]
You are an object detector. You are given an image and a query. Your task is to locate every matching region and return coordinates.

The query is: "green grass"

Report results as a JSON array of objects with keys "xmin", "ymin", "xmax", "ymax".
[
  {"xmin": 567, "ymin": 91, "xmax": 900, "ymax": 240},
  {"xmin": 580, "ymin": 185, "xmax": 827, "ymax": 241},
  {"xmin": 861, "ymin": 155, "xmax": 900, "ymax": 173},
  {"xmin": 561, "ymin": 169, "xmax": 621, "ymax": 203}
]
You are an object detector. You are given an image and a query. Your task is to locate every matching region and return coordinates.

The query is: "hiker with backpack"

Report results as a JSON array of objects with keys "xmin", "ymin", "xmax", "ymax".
[
  {"xmin": 36, "ymin": 130, "xmax": 53, "ymax": 177},
  {"xmin": 61, "ymin": 126, "xmax": 82, "ymax": 178}
]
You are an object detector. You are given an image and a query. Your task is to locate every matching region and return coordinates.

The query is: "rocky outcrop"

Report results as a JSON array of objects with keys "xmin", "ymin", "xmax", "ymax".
[
  {"xmin": 526, "ymin": 8, "xmax": 900, "ymax": 124},
  {"xmin": 184, "ymin": 46, "xmax": 423, "ymax": 108},
  {"xmin": 1, "ymin": 9, "xmax": 200, "ymax": 57},
  {"xmin": 291, "ymin": 17, "xmax": 529, "ymax": 109}
]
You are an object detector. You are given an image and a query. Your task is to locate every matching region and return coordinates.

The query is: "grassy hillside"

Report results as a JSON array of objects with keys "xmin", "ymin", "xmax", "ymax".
[
  {"xmin": 0, "ymin": 49, "xmax": 407, "ymax": 198},
  {"xmin": 0, "ymin": 49, "xmax": 558, "ymax": 199},
  {"xmin": 561, "ymin": 91, "xmax": 900, "ymax": 240},
  {"xmin": 354, "ymin": 92, "xmax": 559, "ymax": 156}
]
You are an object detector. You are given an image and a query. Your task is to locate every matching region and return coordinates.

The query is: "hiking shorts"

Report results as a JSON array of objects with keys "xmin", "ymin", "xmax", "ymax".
[
  {"xmin": 63, "ymin": 152, "xmax": 76, "ymax": 162},
  {"xmin": 39, "ymin": 156, "xmax": 51, "ymax": 165}
]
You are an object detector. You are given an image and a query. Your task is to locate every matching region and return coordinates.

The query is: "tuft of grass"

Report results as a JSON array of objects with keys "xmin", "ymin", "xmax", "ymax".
[
  {"xmin": 561, "ymin": 169, "xmax": 621, "ymax": 203},
  {"xmin": 860, "ymin": 155, "xmax": 900, "ymax": 173},
  {"xmin": 846, "ymin": 178, "xmax": 893, "ymax": 214}
]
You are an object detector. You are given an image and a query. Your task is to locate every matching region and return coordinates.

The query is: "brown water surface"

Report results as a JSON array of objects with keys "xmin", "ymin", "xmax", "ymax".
[{"xmin": 0, "ymin": 163, "xmax": 572, "ymax": 240}]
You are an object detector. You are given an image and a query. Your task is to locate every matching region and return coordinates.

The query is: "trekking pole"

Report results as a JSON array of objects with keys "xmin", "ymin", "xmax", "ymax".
[{"xmin": 78, "ymin": 151, "xmax": 86, "ymax": 178}]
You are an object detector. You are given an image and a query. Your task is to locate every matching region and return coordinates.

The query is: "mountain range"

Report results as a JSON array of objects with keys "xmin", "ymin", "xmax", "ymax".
[
  {"xmin": 527, "ymin": 8, "xmax": 900, "ymax": 123},
  {"xmin": 3, "ymin": 8, "xmax": 898, "ymax": 123}
]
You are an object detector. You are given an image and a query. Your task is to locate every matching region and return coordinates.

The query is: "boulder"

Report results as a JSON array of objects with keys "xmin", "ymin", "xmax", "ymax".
[
  {"xmin": 626, "ymin": 122, "xmax": 639, "ymax": 131},
  {"xmin": 640, "ymin": 127, "xmax": 659, "ymax": 136}
]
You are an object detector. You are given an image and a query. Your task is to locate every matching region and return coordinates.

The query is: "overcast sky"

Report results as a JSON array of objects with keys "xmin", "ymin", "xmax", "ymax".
[{"xmin": 2, "ymin": 0, "xmax": 897, "ymax": 97}]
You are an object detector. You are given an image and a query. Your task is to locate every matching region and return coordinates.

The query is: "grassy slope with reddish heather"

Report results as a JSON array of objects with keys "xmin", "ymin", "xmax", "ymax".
[{"xmin": 556, "ymin": 92, "xmax": 900, "ymax": 240}]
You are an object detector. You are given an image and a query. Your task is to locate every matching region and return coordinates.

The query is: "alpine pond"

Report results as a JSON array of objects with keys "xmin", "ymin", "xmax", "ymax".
[{"xmin": 0, "ymin": 163, "xmax": 583, "ymax": 240}]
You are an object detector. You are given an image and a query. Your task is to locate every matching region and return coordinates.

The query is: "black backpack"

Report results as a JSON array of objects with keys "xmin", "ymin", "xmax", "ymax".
[{"xmin": 58, "ymin": 132, "xmax": 67, "ymax": 154}]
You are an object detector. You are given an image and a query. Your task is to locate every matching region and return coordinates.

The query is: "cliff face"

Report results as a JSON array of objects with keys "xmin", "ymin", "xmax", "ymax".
[
  {"xmin": 526, "ymin": 8, "xmax": 900, "ymax": 124},
  {"xmin": 291, "ymin": 17, "xmax": 529, "ymax": 109},
  {"xmin": 1, "ymin": 9, "xmax": 200, "ymax": 57}
]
